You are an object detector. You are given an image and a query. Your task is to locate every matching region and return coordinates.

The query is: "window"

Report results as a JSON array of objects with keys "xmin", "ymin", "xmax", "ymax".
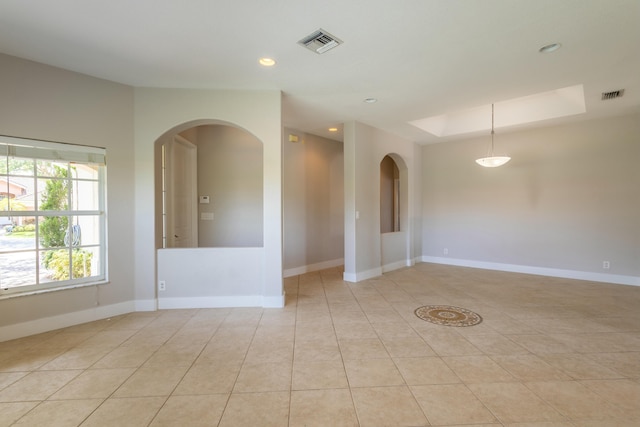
[{"xmin": 0, "ymin": 136, "xmax": 107, "ymax": 296}]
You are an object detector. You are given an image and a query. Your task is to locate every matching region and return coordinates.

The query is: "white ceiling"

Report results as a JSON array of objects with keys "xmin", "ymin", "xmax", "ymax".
[{"xmin": 0, "ymin": 0, "xmax": 638, "ymax": 144}]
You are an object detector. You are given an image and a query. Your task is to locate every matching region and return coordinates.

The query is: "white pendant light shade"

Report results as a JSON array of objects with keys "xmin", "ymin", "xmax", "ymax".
[
  {"xmin": 476, "ymin": 103, "xmax": 510, "ymax": 167},
  {"xmin": 475, "ymin": 156, "xmax": 511, "ymax": 167}
]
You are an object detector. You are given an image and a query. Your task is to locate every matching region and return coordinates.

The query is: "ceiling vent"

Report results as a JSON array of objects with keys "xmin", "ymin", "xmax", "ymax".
[
  {"xmin": 298, "ymin": 29, "xmax": 342, "ymax": 54},
  {"xmin": 601, "ymin": 89, "xmax": 624, "ymax": 100}
]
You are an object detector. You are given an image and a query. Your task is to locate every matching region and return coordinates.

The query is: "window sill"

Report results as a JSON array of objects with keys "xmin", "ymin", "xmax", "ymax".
[{"xmin": 0, "ymin": 280, "xmax": 109, "ymax": 301}]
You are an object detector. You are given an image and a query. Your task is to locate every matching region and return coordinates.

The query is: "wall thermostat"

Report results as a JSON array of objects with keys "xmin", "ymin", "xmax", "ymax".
[{"xmin": 199, "ymin": 196, "xmax": 210, "ymax": 204}]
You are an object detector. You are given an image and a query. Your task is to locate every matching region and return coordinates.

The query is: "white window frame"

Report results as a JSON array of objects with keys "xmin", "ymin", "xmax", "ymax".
[{"xmin": 0, "ymin": 135, "xmax": 107, "ymax": 297}]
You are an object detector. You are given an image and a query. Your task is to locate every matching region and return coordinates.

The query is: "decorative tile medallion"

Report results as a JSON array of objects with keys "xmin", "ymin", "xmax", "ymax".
[{"xmin": 414, "ymin": 305, "xmax": 482, "ymax": 327}]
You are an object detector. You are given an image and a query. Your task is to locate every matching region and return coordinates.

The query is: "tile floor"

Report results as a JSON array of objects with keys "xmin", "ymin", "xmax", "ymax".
[{"xmin": 1, "ymin": 263, "xmax": 640, "ymax": 426}]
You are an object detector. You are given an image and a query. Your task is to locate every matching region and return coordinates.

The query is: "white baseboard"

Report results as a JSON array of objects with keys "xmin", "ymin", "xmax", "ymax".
[
  {"xmin": 1, "ymin": 291, "xmax": 286, "ymax": 342},
  {"xmin": 158, "ymin": 294, "xmax": 285, "ymax": 309},
  {"xmin": 382, "ymin": 259, "xmax": 414, "ymax": 273},
  {"xmin": 283, "ymin": 258, "xmax": 344, "ymax": 278},
  {"xmin": 421, "ymin": 256, "xmax": 640, "ymax": 287},
  {"xmin": 262, "ymin": 293, "xmax": 286, "ymax": 308},
  {"xmin": 0, "ymin": 301, "xmax": 135, "ymax": 343},
  {"xmin": 135, "ymin": 299, "xmax": 157, "ymax": 311},
  {"xmin": 343, "ymin": 266, "xmax": 383, "ymax": 283}
]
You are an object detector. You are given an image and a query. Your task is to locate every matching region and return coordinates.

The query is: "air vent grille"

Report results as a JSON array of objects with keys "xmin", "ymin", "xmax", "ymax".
[
  {"xmin": 298, "ymin": 29, "xmax": 342, "ymax": 54},
  {"xmin": 602, "ymin": 89, "xmax": 624, "ymax": 100}
]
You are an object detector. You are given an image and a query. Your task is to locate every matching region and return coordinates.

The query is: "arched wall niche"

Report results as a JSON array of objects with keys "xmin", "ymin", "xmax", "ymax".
[
  {"xmin": 133, "ymin": 87, "xmax": 283, "ymax": 310},
  {"xmin": 153, "ymin": 119, "xmax": 264, "ymax": 250},
  {"xmin": 379, "ymin": 152, "xmax": 411, "ymax": 273}
]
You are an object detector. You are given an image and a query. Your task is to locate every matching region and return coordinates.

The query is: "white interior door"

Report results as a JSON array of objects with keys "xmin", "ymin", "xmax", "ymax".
[{"xmin": 165, "ymin": 135, "xmax": 198, "ymax": 248}]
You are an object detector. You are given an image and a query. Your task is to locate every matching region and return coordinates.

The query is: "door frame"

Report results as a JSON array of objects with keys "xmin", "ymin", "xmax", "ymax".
[{"xmin": 164, "ymin": 134, "xmax": 198, "ymax": 248}]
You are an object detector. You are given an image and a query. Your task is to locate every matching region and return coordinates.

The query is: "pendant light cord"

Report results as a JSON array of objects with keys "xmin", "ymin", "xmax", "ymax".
[{"xmin": 490, "ymin": 103, "xmax": 495, "ymax": 156}]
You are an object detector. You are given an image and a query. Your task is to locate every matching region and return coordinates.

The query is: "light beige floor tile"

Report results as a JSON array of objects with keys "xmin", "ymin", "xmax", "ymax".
[
  {"xmin": 411, "ymin": 383, "xmax": 498, "ymax": 425},
  {"xmin": 351, "ymin": 385, "xmax": 428, "ymax": 426},
  {"xmin": 540, "ymin": 354, "xmax": 622, "ymax": 379},
  {"xmin": 0, "ymin": 370, "xmax": 81, "ymax": 402},
  {"xmin": 173, "ymin": 360, "xmax": 241, "ymax": 394},
  {"xmin": 339, "ymin": 338, "xmax": 389, "ymax": 360},
  {"xmin": 443, "ymin": 355, "xmax": 516, "ymax": 383},
  {"xmin": 507, "ymin": 334, "xmax": 575, "ymax": 354},
  {"xmin": 344, "ymin": 358, "xmax": 405, "ymax": 387},
  {"xmin": 75, "ymin": 329, "xmax": 137, "ymax": 349},
  {"xmin": 120, "ymin": 330, "xmax": 175, "ymax": 348},
  {"xmin": 294, "ymin": 338, "xmax": 342, "ymax": 362},
  {"xmin": 333, "ymin": 322, "xmax": 378, "ymax": 339},
  {"xmin": 587, "ymin": 352, "xmax": 640, "ymax": 378},
  {"xmin": 547, "ymin": 333, "xmax": 637, "ymax": 353},
  {"xmin": 295, "ymin": 308, "xmax": 333, "ymax": 324},
  {"xmin": 113, "ymin": 365, "xmax": 188, "ymax": 397},
  {"xmin": 421, "ymin": 333, "xmax": 483, "ymax": 356},
  {"xmin": 0, "ymin": 348, "xmax": 65, "ymax": 372},
  {"xmin": 468, "ymin": 382, "xmax": 565, "ymax": 423},
  {"xmin": 492, "ymin": 354, "xmax": 572, "ymax": 381},
  {"xmin": 581, "ymin": 379, "xmax": 640, "ymax": 416},
  {"xmin": 394, "ymin": 356, "xmax": 460, "ymax": 385},
  {"xmin": 31, "ymin": 332, "xmax": 95, "ymax": 350},
  {"xmin": 80, "ymin": 396, "xmax": 165, "ymax": 427},
  {"xmin": 289, "ymin": 389, "xmax": 358, "ymax": 427},
  {"xmin": 466, "ymin": 334, "xmax": 529, "ymax": 355},
  {"xmin": 4, "ymin": 265, "xmax": 640, "ymax": 426},
  {"xmin": 292, "ymin": 359, "xmax": 348, "ymax": 390},
  {"xmin": 363, "ymin": 309, "xmax": 406, "ymax": 324},
  {"xmin": 0, "ymin": 402, "xmax": 38, "ymax": 427},
  {"xmin": 219, "ymin": 391, "xmax": 289, "ymax": 427},
  {"xmin": 233, "ymin": 361, "xmax": 292, "ymax": 392},
  {"xmin": 91, "ymin": 345, "xmax": 159, "ymax": 368},
  {"xmin": 526, "ymin": 380, "xmax": 626, "ymax": 420},
  {"xmin": 0, "ymin": 372, "xmax": 27, "ymax": 391},
  {"xmin": 38, "ymin": 347, "xmax": 111, "ymax": 370},
  {"xmin": 486, "ymin": 317, "xmax": 539, "ymax": 335},
  {"xmin": 502, "ymin": 422, "xmax": 574, "ymax": 427},
  {"xmin": 571, "ymin": 419, "xmax": 640, "ymax": 427},
  {"xmin": 143, "ymin": 342, "xmax": 205, "ymax": 367},
  {"xmin": 49, "ymin": 368, "xmax": 135, "ymax": 399},
  {"xmin": 12, "ymin": 399, "xmax": 103, "ymax": 427},
  {"xmin": 381, "ymin": 337, "xmax": 436, "ymax": 358},
  {"xmin": 102, "ymin": 315, "xmax": 156, "ymax": 331},
  {"xmin": 197, "ymin": 340, "xmax": 250, "ymax": 363},
  {"xmin": 294, "ymin": 322, "xmax": 336, "ymax": 341},
  {"xmin": 371, "ymin": 321, "xmax": 421, "ymax": 339},
  {"xmin": 150, "ymin": 394, "xmax": 229, "ymax": 426},
  {"xmin": 244, "ymin": 340, "xmax": 294, "ymax": 364}
]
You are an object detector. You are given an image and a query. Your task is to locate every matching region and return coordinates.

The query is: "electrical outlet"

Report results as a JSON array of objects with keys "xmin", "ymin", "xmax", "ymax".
[
  {"xmin": 443, "ymin": 248, "xmax": 449, "ymax": 256},
  {"xmin": 602, "ymin": 261, "xmax": 610, "ymax": 270},
  {"xmin": 158, "ymin": 280, "xmax": 166, "ymax": 291}
]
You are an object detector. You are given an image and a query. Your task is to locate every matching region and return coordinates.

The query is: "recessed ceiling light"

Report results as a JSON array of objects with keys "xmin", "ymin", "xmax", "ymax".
[
  {"xmin": 328, "ymin": 127, "xmax": 338, "ymax": 132},
  {"xmin": 259, "ymin": 57, "xmax": 276, "ymax": 67},
  {"xmin": 363, "ymin": 98, "xmax": 378, "ymax": 104},
  {"xmin": 539, "ymin": 43, "xmax": 561, "ymax": 53}
]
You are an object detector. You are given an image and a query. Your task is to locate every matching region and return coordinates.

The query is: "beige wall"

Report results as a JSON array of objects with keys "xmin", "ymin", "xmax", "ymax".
[
  {"xmin": 195, "ymin": 125, "xmax": 263, "ymax": 247},
  {"xmin": 283, "ymin": 129, "xmax": 344, "ymax": 273},
  {"xmin": 344, "ymin": 121, "xmax": 421, "ymax": 281},
  {"xmin": 422, "ymin": 113, "xmax": 640, "ymax": 282},
  {"xmin": 0, "ymin": 53, "xmax": 135, "ymax": 332}
]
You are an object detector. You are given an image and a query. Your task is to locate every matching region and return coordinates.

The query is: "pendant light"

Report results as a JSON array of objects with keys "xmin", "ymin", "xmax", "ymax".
[{"xmin": 475, "ymin": 103, "xmax": 510, "ymax": 167}]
